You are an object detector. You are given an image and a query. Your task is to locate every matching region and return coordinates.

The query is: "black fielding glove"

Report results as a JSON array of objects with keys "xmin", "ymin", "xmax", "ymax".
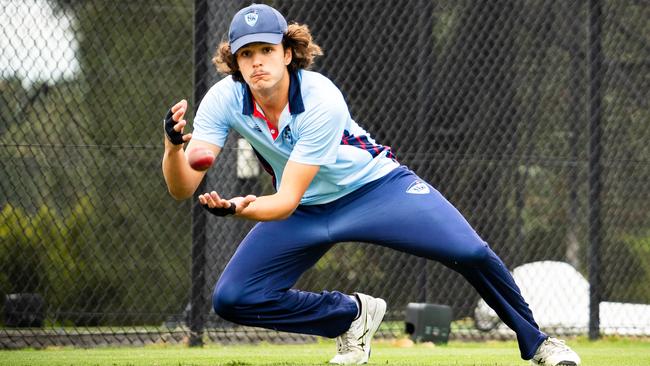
[
  {"xmin": 163, "ymin": 108, "xmax": 185, "ymax": 145},
  {"xmin": 202, "ymin": 201, "xmax": 237, "ymax": 217}
]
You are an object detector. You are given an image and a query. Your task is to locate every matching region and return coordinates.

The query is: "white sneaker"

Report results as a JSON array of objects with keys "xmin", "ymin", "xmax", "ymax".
[
  {"xmin": 530, "ymin": 337, "xmax": 581, "ymax": 366},
  {"xmin": 329, "ymin": 293, "xmax": 387, "ymax": 364}
]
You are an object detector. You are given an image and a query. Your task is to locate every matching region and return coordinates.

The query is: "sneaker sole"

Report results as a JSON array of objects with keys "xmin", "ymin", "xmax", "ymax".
[
  {"xmin": 361, "ymin": 298, "xmax": 387, "ymax": 364},
  {"xmin": 531, "ymin": 360, "xmax": 577, "ymax": 366}
]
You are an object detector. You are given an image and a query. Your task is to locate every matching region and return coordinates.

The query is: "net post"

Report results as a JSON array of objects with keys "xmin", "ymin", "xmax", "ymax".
[
  {"xmin": 587, "ymin": 0, "xmax": 603, "ymax": 341},
  {"xmin": 189, "ymin": 0, "xmax": 210, "ymax": 348}
]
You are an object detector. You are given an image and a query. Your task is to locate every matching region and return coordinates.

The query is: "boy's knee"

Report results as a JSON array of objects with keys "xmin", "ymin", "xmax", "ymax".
[{"xmin": 212, "ymin": 284, "xmax": 242, "ymax": 319}]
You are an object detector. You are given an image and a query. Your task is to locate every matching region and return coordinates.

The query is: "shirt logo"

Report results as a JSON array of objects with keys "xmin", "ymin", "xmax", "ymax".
[
  {"xmin": 283, "ymin": 126, "xmax": 294, "ymax": 146},
  {"xmin": 406, "ymin": 180, "xmax": 430, "ymax": 195},
  {"xmin": 244, "ymin": 11, "xmax": 258, "ymax": 27}
]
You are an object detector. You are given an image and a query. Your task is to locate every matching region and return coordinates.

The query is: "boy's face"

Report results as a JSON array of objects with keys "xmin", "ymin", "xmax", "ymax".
[{"xmin": 236, "ymin": 42, "xmax": 291, "ymax": 94}]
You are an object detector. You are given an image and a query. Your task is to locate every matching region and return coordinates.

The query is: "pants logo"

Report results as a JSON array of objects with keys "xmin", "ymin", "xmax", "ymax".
[{"xmin": 406, "ymin": 180, "xmax": 430, "ymax": 194}]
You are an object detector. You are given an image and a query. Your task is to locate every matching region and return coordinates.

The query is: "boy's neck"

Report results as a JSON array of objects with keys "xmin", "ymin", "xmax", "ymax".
[{"xmin": 251, "ymin": 70, "xmax": 290, "ymax": 125}]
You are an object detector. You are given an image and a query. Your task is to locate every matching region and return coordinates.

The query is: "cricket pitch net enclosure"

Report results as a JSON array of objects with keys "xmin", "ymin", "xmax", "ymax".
[{"xmin": 1, "ymin": 0, "xmax": 649, "ymax": 348}]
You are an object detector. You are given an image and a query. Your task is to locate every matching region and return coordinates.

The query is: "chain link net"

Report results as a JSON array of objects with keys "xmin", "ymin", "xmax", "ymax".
[{"xmin": 1, "ymin": 0, "xmax": 649, "ymax": 348}]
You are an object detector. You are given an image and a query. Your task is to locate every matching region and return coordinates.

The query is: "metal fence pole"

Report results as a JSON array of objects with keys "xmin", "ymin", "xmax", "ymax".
[
  {"xmin": 189, "ymin": 0, "xmax": 209, "ymax": 347},
  {"xmin": 587, "ymin": 0, "xmax": 603, "ymax": 341},
  {"xmin": 566, "ymin": 1, "xmax": 583, "ymax": 270}
]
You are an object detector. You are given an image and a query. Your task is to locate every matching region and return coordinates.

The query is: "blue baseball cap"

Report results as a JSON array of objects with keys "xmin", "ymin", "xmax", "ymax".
[{"xmin": 229, "ymin": 4, "xmax": 288, "ymax": 54}]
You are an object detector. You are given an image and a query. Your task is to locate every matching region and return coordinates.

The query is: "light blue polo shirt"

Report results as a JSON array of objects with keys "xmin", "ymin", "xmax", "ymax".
[{"xmin": 191, "ymin": 69, "xmax": 399, "ymax": 205}]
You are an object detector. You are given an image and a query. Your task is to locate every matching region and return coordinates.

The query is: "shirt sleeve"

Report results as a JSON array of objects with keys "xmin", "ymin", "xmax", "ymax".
[
  {"xmin": 289, "ymin": 95, "xmax": 348, "ymax": 165},
  {"xmin": 191, "ymin": 85, "xmax": 231, "ymax": 147}
]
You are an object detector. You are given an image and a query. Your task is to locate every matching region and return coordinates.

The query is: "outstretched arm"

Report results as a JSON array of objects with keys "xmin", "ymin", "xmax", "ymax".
[{"xmin": 199, "ymin": 160, "xmax": 320, "ymax": 221}]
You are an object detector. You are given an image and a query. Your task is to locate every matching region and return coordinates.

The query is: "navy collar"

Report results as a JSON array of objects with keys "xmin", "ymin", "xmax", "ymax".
[{"xmin": 241, "ymin": 70, "xmax": 305, "ymax": 116}]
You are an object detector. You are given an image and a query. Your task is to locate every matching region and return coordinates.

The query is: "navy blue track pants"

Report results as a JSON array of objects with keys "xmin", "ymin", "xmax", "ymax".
[{"xmin": 212, "ymin": 166, "xmax": 546, "ymax": 359}]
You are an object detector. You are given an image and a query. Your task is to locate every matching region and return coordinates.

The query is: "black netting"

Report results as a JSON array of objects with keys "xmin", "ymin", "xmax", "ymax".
[{"xmin": 1, "ymin": 0, "xmax": 648, "ymax": 348}]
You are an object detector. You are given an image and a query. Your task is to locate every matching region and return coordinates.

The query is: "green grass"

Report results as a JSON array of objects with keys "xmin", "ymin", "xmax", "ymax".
[{"xmin": 2, "ymin": 337, "xmax": 649, "ymax": 365}]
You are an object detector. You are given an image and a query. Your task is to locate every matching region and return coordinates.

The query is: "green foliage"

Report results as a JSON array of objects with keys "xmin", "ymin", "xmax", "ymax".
[
  {"xmin": 0, "ymin": 199, "xmax": 113, "ymax": 325},
  {"xmin": 1, "ymin": 0, "xmax": 194, "ymax": 327},
  {"xmin": 70, "ymin": 0, "xmax": 194, "ymax": 146},
  {"xmin": 602, "ymin": 230, "xmax": 650, "ymax": 303},
  {"xmin": 0, "ymin": 195, "xmax": 192, "ymax": 326}
]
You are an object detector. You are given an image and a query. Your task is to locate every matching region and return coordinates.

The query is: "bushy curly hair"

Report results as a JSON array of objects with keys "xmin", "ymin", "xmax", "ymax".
[{"xmin": 212, "ymin": 23, "xmax": 323, "ymax": 83}]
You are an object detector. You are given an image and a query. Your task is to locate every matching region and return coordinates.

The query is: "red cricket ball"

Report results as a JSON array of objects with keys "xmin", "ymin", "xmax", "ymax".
[{"xmin": 187, "ymin": 148, "xmax": 215, "ymax": 171}]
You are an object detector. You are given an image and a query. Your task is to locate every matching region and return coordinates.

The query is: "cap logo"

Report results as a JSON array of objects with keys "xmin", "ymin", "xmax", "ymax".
[{"xmin": 244, "ymin": 11, "xmax": 258, "ymax": 26}]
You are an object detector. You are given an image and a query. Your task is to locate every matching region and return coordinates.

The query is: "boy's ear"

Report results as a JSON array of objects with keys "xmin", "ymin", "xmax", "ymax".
[{"xmin": 284, "ymin": 47, "xmax": 292, "ymax": 65}]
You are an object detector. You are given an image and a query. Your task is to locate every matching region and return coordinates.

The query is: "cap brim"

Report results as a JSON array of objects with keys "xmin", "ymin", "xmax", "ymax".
[{"xmin": 231, "ymin": 33, "xmax": 284, "ymax": 54}]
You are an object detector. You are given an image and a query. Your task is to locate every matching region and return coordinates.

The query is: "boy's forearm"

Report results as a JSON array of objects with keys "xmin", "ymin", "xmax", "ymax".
[
  {"xmin": 238, "ymin": 193, "xmax": 298, "ymax": 221},
  {"xmin": 162, "ymin": 143, "xmax": 198, "ymax": 200}
]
